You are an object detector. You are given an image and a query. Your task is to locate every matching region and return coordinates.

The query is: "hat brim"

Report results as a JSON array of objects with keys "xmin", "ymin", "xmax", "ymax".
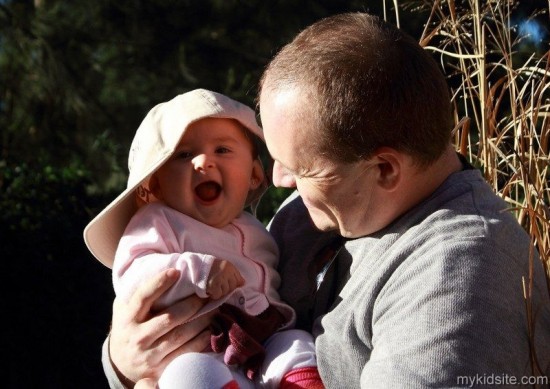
[{"xmin": 83, "ymin": 154, "xmax": 170, "ymax": 268}]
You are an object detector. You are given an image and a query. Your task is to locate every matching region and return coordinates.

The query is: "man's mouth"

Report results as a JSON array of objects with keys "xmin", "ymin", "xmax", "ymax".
[{"xmin": 195, "ymin": 181, "xmax": 222, "ymax": 202}]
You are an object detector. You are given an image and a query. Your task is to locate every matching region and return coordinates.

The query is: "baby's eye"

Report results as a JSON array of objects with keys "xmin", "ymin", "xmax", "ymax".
[
  {"xmin": 175, "ymin": 151, "xmax": 192, "ymax": 159},
  {"xmin": 216, "ymin": 147, "xmax": 231, "ymax": 154}
]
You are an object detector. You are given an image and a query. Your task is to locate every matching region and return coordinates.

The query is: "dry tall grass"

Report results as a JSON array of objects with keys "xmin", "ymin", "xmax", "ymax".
[{"xmin": 392, "ymin": 0, "xmax": 549, "ymax": 377}]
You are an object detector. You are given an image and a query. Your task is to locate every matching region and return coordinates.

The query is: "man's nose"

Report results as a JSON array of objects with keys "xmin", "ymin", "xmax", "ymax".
[
  {"xmin": 192, "ymin": 154, "xmax": 214, "ymax": 171},
  {"xmin": 272, "ymin": 161, "xmax": 296, "ymax": 188}
]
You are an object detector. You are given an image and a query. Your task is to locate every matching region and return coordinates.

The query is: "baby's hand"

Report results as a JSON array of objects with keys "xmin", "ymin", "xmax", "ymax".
[
  {"xmin": 134, "ymin": 378, "xmax": 157, "ymax": 389},
  {"xmin": 206, "ymin": 259, "xmax": 244, "ymax": 300}
]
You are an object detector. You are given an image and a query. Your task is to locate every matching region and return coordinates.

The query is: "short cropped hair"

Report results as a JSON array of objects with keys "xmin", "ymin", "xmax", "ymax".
[{"xmin": 260, "ymin": 12, "xmax": 453, "ymax": 165}]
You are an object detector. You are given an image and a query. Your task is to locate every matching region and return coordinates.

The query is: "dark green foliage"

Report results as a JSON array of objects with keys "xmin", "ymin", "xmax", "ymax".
[
  {"xmin": 1, "ymin": 161, "xmax": 89, "ymax": 236},
  {"xmin": 0, "ymin": 0, "xmax": 383, "ymax": 200},
  {"xmin": 2, "ymin": 160, "xmax": 115, "ymax": 388}
]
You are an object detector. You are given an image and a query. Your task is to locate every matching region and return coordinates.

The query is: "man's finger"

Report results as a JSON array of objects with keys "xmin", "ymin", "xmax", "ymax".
[
  {"xmin": 152, "ymin": 308, "xmax": 215, "ymax": 360},
  {"xmin": 130, "ymin": 269, "xmax": 181, "ymax": 322},
  {"xmin": 144, "ymin": 294, "xmax": 208, "ymax": 339}
]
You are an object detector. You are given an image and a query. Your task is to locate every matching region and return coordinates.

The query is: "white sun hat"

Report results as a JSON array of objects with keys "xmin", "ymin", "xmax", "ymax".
[{"xmin": 83, "ymin": 89, "xmax": 266, "ymax": 268}]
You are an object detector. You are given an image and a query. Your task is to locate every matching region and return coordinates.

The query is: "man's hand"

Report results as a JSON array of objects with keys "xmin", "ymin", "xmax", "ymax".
[
  {"xmin": 109, "ymin": 269, "xmax": 215, "ymax": 385},
  {"xmin": 206, "ymin": 259, "xmax": 244, "ymax": 300}
]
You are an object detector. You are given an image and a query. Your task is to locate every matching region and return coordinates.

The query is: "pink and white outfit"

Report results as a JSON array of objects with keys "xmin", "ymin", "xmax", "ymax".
[{"xmin": 114, "ymin": 202, "xmax": 318, "ymax": 388}]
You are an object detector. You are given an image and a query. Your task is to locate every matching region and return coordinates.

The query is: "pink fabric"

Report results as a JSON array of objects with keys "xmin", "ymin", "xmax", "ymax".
[
  {"xmin": 113, "ymin": 201, "xmax": 295, "ymax": 325},
  {"xmin": 211, "ymin": 304, "xmax": 286, "ymax": 379},
  {"xmin": 221, "ymin": 380, "xmax": 239, "ymax": 389},
  {"xmin": 280, "ymin": 367, "xmax": 325, "ymax": 389}
]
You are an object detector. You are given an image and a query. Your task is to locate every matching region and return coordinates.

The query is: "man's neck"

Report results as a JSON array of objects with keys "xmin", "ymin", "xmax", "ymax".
[{"xmin": 394, "ymin": 145, "xmax": 463, "ymax": 221}]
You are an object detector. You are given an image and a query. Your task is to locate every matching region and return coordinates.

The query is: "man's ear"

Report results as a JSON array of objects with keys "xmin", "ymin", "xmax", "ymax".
[
  {"xmin": 372, "ymin": 147, "xmax": 402, "ymax": 192},
  {"xmin": 250, "ymin": 159, "xmax": 265, "ymax": 190}
]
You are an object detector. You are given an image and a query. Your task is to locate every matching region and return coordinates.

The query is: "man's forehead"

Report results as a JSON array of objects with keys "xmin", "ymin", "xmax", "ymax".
[
  {"xmin": 261, "ymin": 87, "xmax": 312, "ymax": 127},
  {"xmin": 261, "ymin": 88, "xmax": 319, "ymax": 165}
]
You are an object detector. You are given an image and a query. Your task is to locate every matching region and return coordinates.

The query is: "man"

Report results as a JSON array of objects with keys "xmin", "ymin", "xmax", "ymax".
[{"xmin": 103, "ymin": 12, "xmax": 550, "ymax": 388}]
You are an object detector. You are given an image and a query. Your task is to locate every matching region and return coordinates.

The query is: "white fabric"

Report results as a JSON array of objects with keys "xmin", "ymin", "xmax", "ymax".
[
  {"xmin": 158, "ymin": 330, "xmax": 316, "ymax": 389},
  {"xmin": 158, "ymin": 353, "xmax": 255, "ymax": 389},
  {"xmin": 259, "ymin": 329, "xmax": 318, "ymax": 388}
]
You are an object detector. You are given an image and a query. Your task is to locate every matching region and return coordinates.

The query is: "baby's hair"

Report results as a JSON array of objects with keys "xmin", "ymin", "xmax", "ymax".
[{"xmin": 233, "ymin": 119, "xmax": 262, "ymax": 160}]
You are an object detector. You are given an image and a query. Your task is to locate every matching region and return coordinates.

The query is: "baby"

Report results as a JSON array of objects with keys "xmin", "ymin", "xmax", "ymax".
[{"xmin": 84, "ymin": 89, "xmax": 323, "ymax": 388}]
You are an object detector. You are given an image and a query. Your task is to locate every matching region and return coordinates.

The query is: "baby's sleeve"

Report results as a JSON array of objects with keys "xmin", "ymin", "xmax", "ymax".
[{"xmin": 112, "ymin": 204, "xmax": 216, "ymax": 309}]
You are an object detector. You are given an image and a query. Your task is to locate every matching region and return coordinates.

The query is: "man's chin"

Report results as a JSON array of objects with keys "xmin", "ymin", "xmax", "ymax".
[
  {"xmin": 308, "ymin": 214, "xmax": 337, "ymax": 233},
  {"xmin": 309, "ymin": 214, "xmax": 358, "ymax": 237}
]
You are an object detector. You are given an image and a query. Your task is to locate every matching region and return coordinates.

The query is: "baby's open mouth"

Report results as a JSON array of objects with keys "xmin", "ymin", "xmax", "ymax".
[{"xmin": 195, "ymin": 181, "xmax": 221, "ymax": 202}]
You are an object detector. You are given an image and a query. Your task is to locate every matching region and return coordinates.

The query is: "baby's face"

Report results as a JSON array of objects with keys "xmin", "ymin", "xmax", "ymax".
[{"xmin": 152, "ymin": 117, "xmax": 262, "ymax": 227}]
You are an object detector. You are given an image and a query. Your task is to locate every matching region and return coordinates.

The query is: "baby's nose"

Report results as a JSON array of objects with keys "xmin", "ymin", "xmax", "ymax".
[{"xmin": 192, "ymin": 154, "xmax": 215, "ymax": 171}]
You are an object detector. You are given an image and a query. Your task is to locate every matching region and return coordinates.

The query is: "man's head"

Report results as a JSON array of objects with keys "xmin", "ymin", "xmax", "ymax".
[
  {"xmin": 259, "ymin": 12, "xmax": 457, "ymax": 237},
  {"xmin": 260, "ymin": 12, "xmax": 452, "ymax": 166}
]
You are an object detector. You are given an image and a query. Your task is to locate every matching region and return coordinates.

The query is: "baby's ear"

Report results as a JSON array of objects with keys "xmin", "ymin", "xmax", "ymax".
[
  {"xmin": 250, "ymin": 159, "xmax": 265, "ymax": 190},
  {"xmin": 245, "ymin": 159, "xmax": 269, "ymax": 216},
  {"xmin": 136, "ymin": 175, "xmax": 162, "ymax": 206},
  {"xmin": 148, "ymin": 175, "xmax": 159, "ymax": 195}
]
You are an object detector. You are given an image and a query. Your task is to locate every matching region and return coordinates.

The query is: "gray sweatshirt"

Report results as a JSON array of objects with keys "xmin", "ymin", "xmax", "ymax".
[{"xmin": 271, "ymin": 169, "xmax": 550, "ymax": 388}]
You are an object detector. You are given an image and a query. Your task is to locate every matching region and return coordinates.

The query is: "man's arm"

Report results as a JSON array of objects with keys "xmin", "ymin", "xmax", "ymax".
[{"xmin": 102, "ymin": 269, "xmax": 214, "ymax": 388}]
